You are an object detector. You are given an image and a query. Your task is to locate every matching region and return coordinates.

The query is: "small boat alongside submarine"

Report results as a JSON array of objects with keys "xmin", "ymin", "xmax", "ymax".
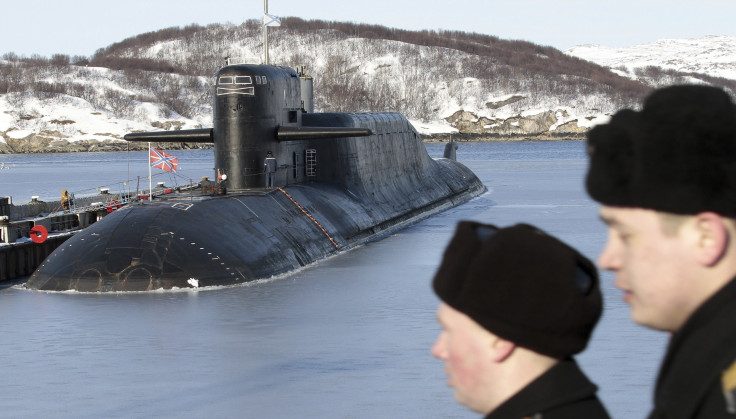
[{"xmin": 24, "ymin": 63, "xmax": 485, "ymax": 292}]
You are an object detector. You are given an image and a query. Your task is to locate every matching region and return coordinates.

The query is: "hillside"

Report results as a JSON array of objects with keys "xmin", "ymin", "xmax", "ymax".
[
  {"xmin": 1, "ymin": 19, "xmax": 733, "ymax": 153},
  {"xmin": 565, "ymin": 36, "xmax": 736, "ymax": 86}
]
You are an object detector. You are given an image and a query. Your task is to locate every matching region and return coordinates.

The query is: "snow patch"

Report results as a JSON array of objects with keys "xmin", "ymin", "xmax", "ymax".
[
  {"xmin": 565, "ymin": 35, "xmax": 736, "ymax": 81},
  {"xmin": 409, "ymin": 119, "xmax": 458, "ymax": 135},
  {"xmin": 7, "ymin": 129, "xmax": 33, "ymax": 139}
]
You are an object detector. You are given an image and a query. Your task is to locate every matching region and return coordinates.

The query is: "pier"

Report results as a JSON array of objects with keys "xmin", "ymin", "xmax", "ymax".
[
  {"xmin": 0, "ymin": 181, "xmax": 201, "ymax": 283},
  {"xmin": 0, "ymin": 233, "xmax": 73, "ymax": 282},
  {"xmin": 0, "ymin": 193, "xmax": 122, "ymax": 283}
]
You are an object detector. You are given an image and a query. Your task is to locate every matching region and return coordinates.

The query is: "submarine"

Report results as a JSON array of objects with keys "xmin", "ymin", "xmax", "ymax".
[{"xmin": 24, "ymin": 62, "xmax": 485, "ymax": 292}]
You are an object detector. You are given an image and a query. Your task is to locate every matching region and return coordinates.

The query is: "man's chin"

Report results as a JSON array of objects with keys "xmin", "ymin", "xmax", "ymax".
[{"xmin": 630, "ymin": 309, "xmax": 669, "ymax": 332}]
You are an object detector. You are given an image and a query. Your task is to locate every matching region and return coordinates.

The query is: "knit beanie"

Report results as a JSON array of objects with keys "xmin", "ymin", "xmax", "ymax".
[
  {"xmin": 586, "ymin": 84, "xmax": 736, "ymax": 216},
  {"xmin": 432, "ymin": 221, "xmax": 602, "ymax": 359}
]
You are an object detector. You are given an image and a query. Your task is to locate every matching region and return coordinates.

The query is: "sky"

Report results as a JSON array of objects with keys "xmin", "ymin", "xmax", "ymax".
[{"xmin": 2, "ymin": 0, "xmax": 736, "ymax": 58}]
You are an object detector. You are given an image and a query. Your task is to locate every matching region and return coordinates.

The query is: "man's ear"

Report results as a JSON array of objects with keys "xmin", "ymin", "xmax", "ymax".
[
  {"xmin": 692, "ymin": 212, "xmax": 729, "ymax": 267},
  {"xmin": 490, "ymin": 337, "xmax": 516, "ymax": 363}
]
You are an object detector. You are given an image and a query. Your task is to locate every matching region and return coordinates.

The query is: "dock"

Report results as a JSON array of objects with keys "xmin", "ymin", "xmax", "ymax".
[{"xmin": 0, "ymin": 181, "xmax": 201, "ymax": 284}]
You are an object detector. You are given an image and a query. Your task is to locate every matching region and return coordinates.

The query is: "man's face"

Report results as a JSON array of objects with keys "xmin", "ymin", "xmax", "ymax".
[
  {"xmin": 431, "ymin": 303, "xmax": 496, "ymax": 413},
  {"xmin": 598, "ymin": 206, "xmax": 698, "ymax": 331}
]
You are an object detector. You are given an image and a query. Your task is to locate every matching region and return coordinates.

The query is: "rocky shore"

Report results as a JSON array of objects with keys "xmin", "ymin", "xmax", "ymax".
[
  {"xmin": 422, "ymin": 132, "xmax": 586, "ymax": 143},
  {"xmin": 0, "ymin": 138, "xmax": 213, "ymax": 154},
  {"xmin": 0, "ymin": 132, "xmax": 585, "ymax": 154}
]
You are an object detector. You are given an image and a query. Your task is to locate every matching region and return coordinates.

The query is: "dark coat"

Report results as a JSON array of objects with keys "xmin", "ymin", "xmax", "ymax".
[
  {"xmin": 486, "ymin": 358, "xmax": 610, "ymax": 419},
  {"xmin": 264, "ymin": 156, "xmax": 277, "ymax": 173},
  {"xmin": 648, "ymin": 276, "xmax": 736, "ymax": 418}
]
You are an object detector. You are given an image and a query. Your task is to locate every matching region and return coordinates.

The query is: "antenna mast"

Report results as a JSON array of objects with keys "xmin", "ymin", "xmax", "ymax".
[{"xmin": 263, "ymin": 0, "xmax": 269, "ymax": 64}]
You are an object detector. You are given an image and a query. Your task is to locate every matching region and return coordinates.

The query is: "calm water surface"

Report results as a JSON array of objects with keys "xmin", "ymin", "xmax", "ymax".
[{"xmin": 0, "ymin": 142, "xmax": 666, "ymax": 418}]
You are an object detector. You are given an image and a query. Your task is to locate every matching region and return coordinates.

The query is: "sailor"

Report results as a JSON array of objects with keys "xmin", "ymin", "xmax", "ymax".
[
  {"xmin": 200, "ymin": 176, "xmax": 213, "ymax": 195},
  {"xmin": 586, "ymin": 85, "xmax": 736, "ymax": 418},
  {"xmin": 431, "ymin": 221, "xmax": 609, "ymax": 418},
  {"xmin": 264, "ymin": 151, "xmax": 277, "ymax": 187},
  {"xmin": 60, "ymin": 189, "xmax": 71, "ymax": 211}
]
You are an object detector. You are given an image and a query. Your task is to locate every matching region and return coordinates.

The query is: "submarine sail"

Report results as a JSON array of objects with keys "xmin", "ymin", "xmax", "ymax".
[{"xmin": 25, "ymin": 64, "xmax": 485, "ymax": 292}]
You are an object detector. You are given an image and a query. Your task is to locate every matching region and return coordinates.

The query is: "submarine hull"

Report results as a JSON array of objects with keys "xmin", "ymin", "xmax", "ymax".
[
  {"xmin": 25, "ymin": 64, "xmax": 486, "ymax": 292},
  {"xmin": 26, "ymin": 159, "xmax": 483, "ymax": 291}
]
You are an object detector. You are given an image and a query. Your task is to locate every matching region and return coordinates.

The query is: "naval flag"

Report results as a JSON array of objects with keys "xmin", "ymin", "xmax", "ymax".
[
  {"xmin": 263, "ymin": 13, "xmax": 281, "ymax": 27},
  {"xmin": 150, "ymin": 147, "xmax": 179, "ymax": 172}
]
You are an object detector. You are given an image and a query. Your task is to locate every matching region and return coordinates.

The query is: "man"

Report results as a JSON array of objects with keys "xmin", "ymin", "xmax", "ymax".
[
  {"xmin": 60, "ymin": 189, "xmax": 71, "ymax": 210},
  {"xmin": 586, "ymin": 85, "xmax": 736, "ymax": 418},
  {"xmin": 431, "ymin": 221, "xmax": 609, "ymax": 418},
  {"xmin": 264, "ymin": 151, "xmax": 277, "ymax": 187}
]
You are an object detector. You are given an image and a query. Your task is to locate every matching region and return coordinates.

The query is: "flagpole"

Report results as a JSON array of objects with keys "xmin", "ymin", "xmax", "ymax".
[
  {"xmin": 148, "ymin": 142, "xmax": 153, "ymax": 201},
  {"xmin": 126, "ymin": 142, "xmax": 130, "ymax": 201},
  {"xmin": 264, "ymin": 0, "xmax": 269, "ymax": 64}
]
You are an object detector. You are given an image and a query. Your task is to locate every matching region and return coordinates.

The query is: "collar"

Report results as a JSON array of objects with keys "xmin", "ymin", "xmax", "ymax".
[
  {"xmin": 486, "ymin": 358, "xmax": 598, "ymax": 419},
  {"xmin": 652, "ymin": 276, "xmax": 736, "ymax": 418}
]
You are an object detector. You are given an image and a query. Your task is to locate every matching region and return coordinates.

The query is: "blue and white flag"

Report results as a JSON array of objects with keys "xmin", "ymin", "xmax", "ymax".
[{"xmin": 264, "ymin": 13, "xmax": 281, "ymax": 27}]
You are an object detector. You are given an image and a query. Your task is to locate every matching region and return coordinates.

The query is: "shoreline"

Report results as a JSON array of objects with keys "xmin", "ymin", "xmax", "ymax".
[
  {"xmin": 0, "ymin": 133, "xmax": 586, "ymax": 154},
  {"xmin": 422, "ymin": 132, "xmax": 586, "ymax": 143}
]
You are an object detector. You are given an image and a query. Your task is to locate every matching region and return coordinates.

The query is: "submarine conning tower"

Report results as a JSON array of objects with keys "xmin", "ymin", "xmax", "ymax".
[
  {"xmin": 214, "ymin": 64, "xmax": 373, "ymax": 189},
  {"xmin": 124, "ymin": 63, "xmax": 372, "ymax": 190},
  {"xmin": 214, "ymin": 64, "xmax": 300, "ymax": 189}
]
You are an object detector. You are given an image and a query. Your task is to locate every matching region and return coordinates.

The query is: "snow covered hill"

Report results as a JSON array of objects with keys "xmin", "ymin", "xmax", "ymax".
[
  {"xmin": 1, "ymin": 21, "xmax": 734, "ymax": 153},
  {"xmin": 565, "ymin": 36, "xmax": 736, "ymax": 83}
]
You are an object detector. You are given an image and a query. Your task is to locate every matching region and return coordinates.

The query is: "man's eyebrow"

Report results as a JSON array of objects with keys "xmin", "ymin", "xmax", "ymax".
[{"xmin": 598, "ymin": 213, "xmax": 618, "ymax": 226}]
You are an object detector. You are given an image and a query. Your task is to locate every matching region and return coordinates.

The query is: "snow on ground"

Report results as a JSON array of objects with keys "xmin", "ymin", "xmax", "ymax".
[
  {"xmin": 409, "ymin": 119, "xmax": 457, "ymax": 135},
  {"xmin": 3, "ymin": 33, "xmax": 735, "ymax": 147},
  {"xmin": 565, "ymin": 35, "xmax": 736, "ymax": 80},
  {"xmin": 0, "ymin": 92, "xmax": 208, "ymax": 146}
]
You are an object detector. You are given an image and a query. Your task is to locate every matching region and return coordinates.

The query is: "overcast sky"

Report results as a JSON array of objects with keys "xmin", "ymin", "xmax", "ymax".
[{"xmin": 2, "ymin": 0, "xmax": 735, "ymax": 57}]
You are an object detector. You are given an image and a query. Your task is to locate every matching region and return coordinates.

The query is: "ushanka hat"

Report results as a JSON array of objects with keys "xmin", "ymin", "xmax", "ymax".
[
  {"xmin": 586, "ymin": 84, "xmax": 736, "ymax": 216},
  {"xmin": 432, "ymin": 221, "xmax": 602, "ymax": 359}
]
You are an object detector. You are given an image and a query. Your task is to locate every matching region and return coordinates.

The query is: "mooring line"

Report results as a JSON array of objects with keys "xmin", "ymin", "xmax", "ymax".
[{"xmin": 276, "ymin": 187, "xmax": 339, "ymax": 248}]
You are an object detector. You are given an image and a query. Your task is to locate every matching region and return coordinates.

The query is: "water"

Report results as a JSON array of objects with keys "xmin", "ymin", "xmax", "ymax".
[
  {"xmin": 0, "ymin": 142, "xmax": 666, "ymax": 418},
  {"xmin": 0, "ymin": 149, "xmax": 215, "ymax": 202}
]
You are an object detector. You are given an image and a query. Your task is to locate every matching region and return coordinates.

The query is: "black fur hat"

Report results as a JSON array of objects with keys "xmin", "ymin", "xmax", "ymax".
[
  {"xmin": 586, "ymin": 85, "xmax": 736, "ymax": 215},
  {"xmin": 432, "ymin": 221, "xmax": 602, "ymax": 359}
]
